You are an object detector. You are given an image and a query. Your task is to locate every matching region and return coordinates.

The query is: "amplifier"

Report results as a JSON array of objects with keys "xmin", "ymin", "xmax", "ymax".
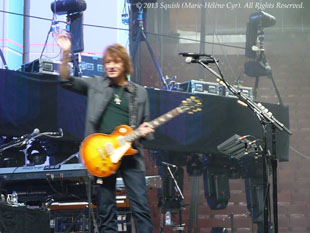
[
  {"xmin": 20, "ymin": 59, "xmax": 67, "ymax": 75},
  {"xmin": 222, "ymin": 85, "xmax": 254, "ymax": 100},
  {"xmin": 20, "ymin": 55, "xmax": 103, "ymax": 77},
  {"xmin": 80, "ymin": 54, "xmax": 104, "ymax": 77},
  {"xmin": 179, "ymin": 80, "xmax": 219, "ymax": 95}
]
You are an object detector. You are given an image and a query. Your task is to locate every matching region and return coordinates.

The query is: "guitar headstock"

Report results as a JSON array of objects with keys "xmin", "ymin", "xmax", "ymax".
[{"xmin": 180, "ymin": 96, "xmax": 203, "ymax": 114}]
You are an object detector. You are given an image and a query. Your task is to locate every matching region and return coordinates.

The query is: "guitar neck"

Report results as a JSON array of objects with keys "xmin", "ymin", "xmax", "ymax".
[{"xmin": 125, "ymin": 106, "xmax": 184, "ymax": 143}]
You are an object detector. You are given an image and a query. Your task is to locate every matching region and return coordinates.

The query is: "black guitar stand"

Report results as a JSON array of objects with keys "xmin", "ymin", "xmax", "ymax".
[{"xmin": 194, "ymin": 55, "xmax": 292, "ymax": 233}]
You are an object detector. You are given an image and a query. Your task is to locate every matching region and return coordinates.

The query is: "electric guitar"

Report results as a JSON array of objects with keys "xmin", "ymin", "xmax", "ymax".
[{"xmin": 80, "ymin": 96, "xmax": 202, "ymax": 177}]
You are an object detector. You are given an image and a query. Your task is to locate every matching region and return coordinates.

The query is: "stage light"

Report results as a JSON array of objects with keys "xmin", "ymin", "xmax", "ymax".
[
  {"xmin": 186, "ymin": 154, "xmax": 203, "ymax": 176},
  {"xmin": 245, "ymin": 11, "xmax": 276, "ymax": 59},
  {"xmin": 249, "ymin": 11, "xmax": 276, "ymax": 28},
  {"xmin": 26, "ymin": 140, "xmax": 47, "ymax": 165},
  {"xmin": 203, "ymin": 166, "xmax": 230, "ymax": 210},
  {"xmin": 50, "ymin": 0, "xmax": 87, "ymax": 15},
  {"xmin": 50, "ymin": 0, "xmax": 86, "ymax": 53},
  {"xmin": 217, "ymin": 134, "xmax": 258, "ymax": 160}
]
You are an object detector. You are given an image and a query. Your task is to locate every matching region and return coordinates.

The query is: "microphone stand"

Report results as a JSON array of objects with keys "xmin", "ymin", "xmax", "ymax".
[
  {"xmin": 0, "ymin": 129, "xmax": 64, "ymax": 165},
  {"xmin": 196, "ymin": 57, "xmax": 292, "ymax": 233},
  {"xmin": 162, "ymin": 162, "xmax": 185, "ymax": 232},
  {"xmin": 162, "ymin": 162, "xmax": 184, "ymax": 201}
]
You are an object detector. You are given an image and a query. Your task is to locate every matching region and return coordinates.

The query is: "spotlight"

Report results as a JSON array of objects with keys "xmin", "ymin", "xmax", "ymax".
[
  {"xmin": 203, "ymin": 166, "xmax": 230, "ymax": 210},
  {"xmin": 245, "ymin": 11, "xmax": 276, "ymax": 59},
  {"xmin": 26, "ymin": 140, "xmax": 47, "ymax": 165},
  {"xmin": 186, "ymin": 154, "xmax": 203, "ymax": 176},
  {"xmin": 51, "ymin": 0, "xmax": 87, "ymax": 15},
  {"xmin": 50, "ymin": 0, "xmax": 87, "ymax": 53},
  {"xmin": 217, "ymin": 134, "xmax": 258, "ymax": 160},
  {"xmin": 249, "ymin": 11, "xmax": 276, "ymax": 28}
]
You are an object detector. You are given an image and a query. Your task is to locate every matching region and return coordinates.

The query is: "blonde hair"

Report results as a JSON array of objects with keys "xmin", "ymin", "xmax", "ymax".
[{"xmin": 103, "ymin": 44, "xmax": 133, "ymax": 75}]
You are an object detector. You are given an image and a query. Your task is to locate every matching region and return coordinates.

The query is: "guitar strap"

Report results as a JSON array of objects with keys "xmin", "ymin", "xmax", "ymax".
[{"xmin": 129, "ymin": 83, "xmax": 138, "ymax": 129}]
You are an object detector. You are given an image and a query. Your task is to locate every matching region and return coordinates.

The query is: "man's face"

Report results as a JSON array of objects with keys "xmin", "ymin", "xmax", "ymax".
[{"xmin": 104, "ymin": 55, "xmax": 125, "ymax": 79}]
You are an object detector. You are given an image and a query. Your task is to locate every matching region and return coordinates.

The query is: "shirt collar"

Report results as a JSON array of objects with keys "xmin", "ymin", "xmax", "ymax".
[{"xmin": 104, "ymin": 77, "xmax": 135, "ymax": 93}]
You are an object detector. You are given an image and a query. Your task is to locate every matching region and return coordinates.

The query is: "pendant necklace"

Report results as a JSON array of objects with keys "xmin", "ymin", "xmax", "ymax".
[{"xmin": 113, "ymin": 86, "xmax": 124, "ymax": 105}]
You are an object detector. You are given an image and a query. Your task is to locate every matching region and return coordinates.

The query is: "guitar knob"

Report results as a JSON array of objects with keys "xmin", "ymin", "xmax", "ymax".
[{"xmin": 119, "ymin": 127, "xmax": 127, "ymax": 133}]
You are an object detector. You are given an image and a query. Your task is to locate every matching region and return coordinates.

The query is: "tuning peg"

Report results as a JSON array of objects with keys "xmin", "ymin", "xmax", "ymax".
[{"xmin": 193, "ymin": 108, "xmax": 202, "ymax": 112}]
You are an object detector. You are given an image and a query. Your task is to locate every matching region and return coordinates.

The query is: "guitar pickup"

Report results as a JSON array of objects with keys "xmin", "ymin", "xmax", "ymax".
[{"xmin": 104, "ymin": 143, "xmax": 114, "ymax": 156}]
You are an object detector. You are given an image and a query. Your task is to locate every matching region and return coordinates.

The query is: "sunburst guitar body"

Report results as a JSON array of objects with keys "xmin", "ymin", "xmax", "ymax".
[
  {"xmin": 80, "ymin": 96, "xmax": 202, "ymax": 177},
  {"xmin": 80, "ymin": 125, "xmax": 138, "ymax": 177}
]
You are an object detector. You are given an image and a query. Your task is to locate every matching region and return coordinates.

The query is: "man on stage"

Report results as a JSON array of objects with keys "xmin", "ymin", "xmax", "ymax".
[{"xmin": 57, "ymin": 33, "xmax": 154, "ymax": 233}]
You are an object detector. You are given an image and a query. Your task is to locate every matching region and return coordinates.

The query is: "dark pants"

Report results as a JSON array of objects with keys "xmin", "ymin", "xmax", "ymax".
[{"xmin": 96, "ymin": 158, "xmax": 153, "ymax": 233}]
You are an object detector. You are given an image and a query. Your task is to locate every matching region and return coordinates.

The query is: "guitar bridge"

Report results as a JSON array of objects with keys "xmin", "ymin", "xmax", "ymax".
[
  {"xmin": 97, "ymin": 148, "xmax": 106, "ymax": 159},
  {"xmin": 104, "ymin": 143, "xmax": 114, "ymax": 156}
]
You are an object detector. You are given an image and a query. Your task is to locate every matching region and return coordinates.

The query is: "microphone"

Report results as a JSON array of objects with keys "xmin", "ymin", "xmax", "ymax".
[
  {"xmin": 59, "ymin": 128, "xmax": 63, "ymax": 136},
  {"xmin": 251, "ymin": 45, "xmax": 265, "ymax": 52},
  {"xmin": 22, "ymin": 128, "xmax": 40, "ymax": 145},
  {"xmin": 28, "ymin": 128, "xmax": 40, "ymax": 138},
  {"xmin": 47, "ymin": 128, "xmax": 63, "ymax": 137},
  {"xmin": 185, "ymin": 56, "xmax": 216, "ymax": 64},
  {"xmin": 179, "ymin": 52, "xmax": 212, "ymax": 58},
  {"xmin": 162, "ymin": 161, "xmax": 177, "ymax": 168}
]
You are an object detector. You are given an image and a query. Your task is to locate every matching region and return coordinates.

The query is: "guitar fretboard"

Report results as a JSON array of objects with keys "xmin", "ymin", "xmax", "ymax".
[{"xmin": 124, "ymin": 106, "xmax": 184, "ymax": 143}]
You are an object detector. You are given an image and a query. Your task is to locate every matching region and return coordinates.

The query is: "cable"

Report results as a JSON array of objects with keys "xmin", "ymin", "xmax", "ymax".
[
  {"xmin": 0, "ymin": 9, "xmax": 53, "ymax": 22},
  {"xmin": 289, "ymin": 145, "xmax": 310, "ymax": 160},
  {"xmin": 46, "ymin": 177, "xmax": 62, "ymax": 194},
  {"xmin": 0, "ymin": 9, "xmax": 246, "ymax": 50},
  {"xmin": 215, "ymin": 34, "xmax": 240, "ymax": 81},
  {"xmin": 39, "ymin": 24, "xmax": 53, "ymax": 59}
]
